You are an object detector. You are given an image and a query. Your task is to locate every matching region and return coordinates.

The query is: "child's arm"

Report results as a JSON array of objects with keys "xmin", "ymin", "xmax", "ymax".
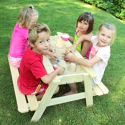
[
  {"xmin": 44, "ymin": 51, "xmax": 58, "ymax": 60},
  {"xmin": 65, "ymin": 53, "xmax": 101, "ymax": 67},
  {"xmin": 80, "ymin": 41, "xmax": 91, "ymax": 56},
  {"xmin": 67, "ymin": 34, "xmax": 92, "ymax": 53},
  {"xmin": 68, "ymin": 36, "xmax": 74, "ymax": 43},
  {"xmin": 41, "ymin": 66, "xmax": 64, "ymax": 83}
]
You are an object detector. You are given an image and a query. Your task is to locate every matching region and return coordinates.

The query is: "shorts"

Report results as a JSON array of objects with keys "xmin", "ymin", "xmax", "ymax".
[
  {"xmin": 32, "ymin": 83, "xmax": 48, "ymax": 95},
  {"xmin": 8, "ymin": 55, "xmax": 22, "ymax": 68},
  {"xmin": 92, "ymin": 79, "xmax": 96, "ymax": 85}
]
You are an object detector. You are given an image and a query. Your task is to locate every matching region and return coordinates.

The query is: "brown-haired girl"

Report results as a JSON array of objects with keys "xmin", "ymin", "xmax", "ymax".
[{"xmin": 68, "ymin": 12, "xmax": 94, "ymax": 58}]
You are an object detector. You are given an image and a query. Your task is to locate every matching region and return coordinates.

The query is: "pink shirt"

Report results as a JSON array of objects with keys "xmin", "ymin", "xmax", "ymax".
[{"xmin": 8, "ymin": 23, "xmax": 28, "ymax": 58}]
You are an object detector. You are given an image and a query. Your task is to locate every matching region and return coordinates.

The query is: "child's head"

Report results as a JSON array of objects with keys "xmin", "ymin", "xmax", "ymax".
[
  {"xmin": 28, "ymin": 23, "xmax": 51, "ymax": 54},
  {"xmin": 76, "ymin": 12, "xmax": 94, "ymax": 33},
  {"xmin": 97, "ymin": 22, "xmax": 116, "ymax": 46},
  {"xmin": 17, "ymin": 5, "xmax": 38, "ymax": 29}
]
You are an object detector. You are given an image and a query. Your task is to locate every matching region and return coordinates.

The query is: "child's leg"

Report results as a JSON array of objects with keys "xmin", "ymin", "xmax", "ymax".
[
  {"xmin": 63, "ymin": 83, "xmax": 77, "ymax": 96},
  {"xmin": 36, "ymin": 86, "xmax": 59, "ymax": 101},
  {"xmin": 36, "ymin": 94, "xmax": 44, "ymax": 101},
  {"xmin": 54, "ymin": 86, "xmax": 59, "ymax": 94}
]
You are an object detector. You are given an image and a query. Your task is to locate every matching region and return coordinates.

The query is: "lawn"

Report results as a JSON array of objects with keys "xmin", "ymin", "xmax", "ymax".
[{"xmin": 0, "ymin": 0, "xmax": 125, "ymax": 125}]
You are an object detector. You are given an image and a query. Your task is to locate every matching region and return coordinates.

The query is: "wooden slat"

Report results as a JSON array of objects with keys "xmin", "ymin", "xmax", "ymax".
[
  {"xmin": 31, "ymin": 81, "xmax": 59, "ymax": 122},
  {"xmin": 58, "ymin": 73, "xmax": 86, "ymax": 84},
  {"xmin": 27, "ymin": 95, "xmax": 38, "ymax": 111},
  {"xmin": 43, "ymin": 55, "xmax": 60, "ymax": 84},
  {"xmin": 48, "ymin": 92, "xmax": 86, "ymax": 106},
  {"xmin": 8, "ymin": 59, "xmax": 29, "ymax": 113},
  {"xmin": 97, "ymin": 82, "xmax": 109, "ymax": 94},
  {"xmin": 84, "ymin": 74, "xmax": 93, "ymax": 106},
  {"xmin": 92, "ymin": 85, "xmax": 103, "ymax": 96}
]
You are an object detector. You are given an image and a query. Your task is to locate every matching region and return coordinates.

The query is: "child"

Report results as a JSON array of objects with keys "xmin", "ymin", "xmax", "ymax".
[
  {"xmin": 17, "ymin": 23, "xmax": 64, "ymax": 100},
  {"xmin": 68, "ymin": 12, "xmax": 94, "ymax": 58},
  {"xmin": 64, "ymin": 22, "xmax": 116, "ymax": 95},
  {"xmin": 8, "ymin": 5, "xmax": 38, "ymax": 68}
]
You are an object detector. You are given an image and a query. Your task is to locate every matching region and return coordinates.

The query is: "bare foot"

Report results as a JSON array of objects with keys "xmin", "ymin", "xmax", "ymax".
[
  {"xmin": 63, "ymin": 90, "xmax": 77, "ymax": 96},
  {"xmin": 36, "ymin": 94, "xmax": 43, "ymax": 101}
]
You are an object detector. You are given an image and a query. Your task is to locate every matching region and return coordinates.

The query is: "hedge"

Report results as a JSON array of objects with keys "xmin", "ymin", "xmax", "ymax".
[{"xmin": 82, "ymin": 0, "xmax": 125, "ymax": 20}]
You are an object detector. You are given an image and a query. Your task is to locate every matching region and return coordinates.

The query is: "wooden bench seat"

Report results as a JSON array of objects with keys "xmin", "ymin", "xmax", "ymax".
[
  {"xmin": 8, "ymin": 57, "xmax": 109, "ymax": 119},
  {"xmin": 8, "ymin": 60, "xmax": 39, "ymax": 113},
  {"xmin": 92, "ymin": 83, "xmax": 109, "ymax": 96}
]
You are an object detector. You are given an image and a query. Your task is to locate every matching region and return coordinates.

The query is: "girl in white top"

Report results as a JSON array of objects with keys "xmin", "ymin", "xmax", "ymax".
[{"xmin": 64, "ymin": 22, "xmax": 116, "ymax": 95}]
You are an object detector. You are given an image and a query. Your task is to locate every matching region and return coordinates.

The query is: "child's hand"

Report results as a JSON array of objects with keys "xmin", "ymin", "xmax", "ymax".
[
  {"xmin": 50, "ymin": 52, "xmax": 58, "ymax": 60},
  {"xmin": 49, "ymin": 46, "xmax": 56, "ymax": 53},
  {"xmin": 67, "ymin": 44, "xmax": 77, "ymax": 53},
  {"xmin": 64, "ymin": 53, "xmax": 75, "ymax": 62},
  {"xmin": 57, "ymin": 66, "xmax": 65, "ymax": 75}
]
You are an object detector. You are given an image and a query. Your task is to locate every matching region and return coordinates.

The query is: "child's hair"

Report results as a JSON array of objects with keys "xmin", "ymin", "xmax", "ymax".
[
  {"xmin": 76, "ymin": 12, "xmax": 94, "ymax": 33},
  {"xmin": 17, "ymin": 5, "xmax": 38, "ymax": 28},
  {"xmin": 28, "ymin": 23, "xmax": 50, "ymax": 44},
  {"xmin": 97, "ymin": 22, "xmax": 116, "ymax": 45}
]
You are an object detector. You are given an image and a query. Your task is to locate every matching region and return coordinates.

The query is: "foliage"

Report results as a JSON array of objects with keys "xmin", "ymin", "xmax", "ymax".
[{"xmin": 82, "ymin": 0, "xmax": 125, "ymax": 20}]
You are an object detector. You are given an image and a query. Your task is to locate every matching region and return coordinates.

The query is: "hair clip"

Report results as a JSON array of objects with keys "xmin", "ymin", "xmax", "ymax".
[{"xmin": 29, "ymin": 5, "xmax": 34, "ymax": 10}]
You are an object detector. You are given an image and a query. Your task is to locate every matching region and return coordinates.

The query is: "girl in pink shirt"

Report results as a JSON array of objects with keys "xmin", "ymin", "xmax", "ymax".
[{"xmin": 8, "ymin": 5, "xmax": 38, "ymax": 68}]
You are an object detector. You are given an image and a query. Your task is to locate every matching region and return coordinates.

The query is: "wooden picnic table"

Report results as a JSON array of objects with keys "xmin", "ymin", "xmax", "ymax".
[
  {"xmin": 8, "ymin": 35, "xmax": 109, "ymax": 122},
  {"xmin": 31, "ymin": 36, "xmax": 97, "ymax": 121}
]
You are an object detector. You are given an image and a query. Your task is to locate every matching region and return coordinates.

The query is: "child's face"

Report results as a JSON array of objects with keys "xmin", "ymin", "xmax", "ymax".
[
  {"xmin": 97, "ymin": 26, "xmax": 113, "ymax": 47},
  {"xmin": 30, "ymin": 15, "xmax": 38, "ymax": 26},
  {"xmin": 77, "ymin": 20, "xmax": 89, "ymax": 33},
  {"xmin": 31, "ymin": 31, "xmax": 50, "ymax": 54}
]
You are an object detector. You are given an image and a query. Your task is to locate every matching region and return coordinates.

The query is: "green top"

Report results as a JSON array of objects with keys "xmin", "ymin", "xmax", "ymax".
[{"xmin": 73, "ymin": 31, "xmax": 81, "ymax": 52}]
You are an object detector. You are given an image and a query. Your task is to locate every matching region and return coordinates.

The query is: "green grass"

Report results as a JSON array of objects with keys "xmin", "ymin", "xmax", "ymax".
[{"xmin": 0, "ymin": 0, "xmax": 125, "ymax": 124}]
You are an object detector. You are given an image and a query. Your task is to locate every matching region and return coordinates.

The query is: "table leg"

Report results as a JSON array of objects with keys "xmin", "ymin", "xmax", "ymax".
[
  {"xmin": 31, "ymin": 83, "xmax": 58, "ymax": 122},
  {"xmin": 84, "ymin": 74, "xmax": 93, "ymax": 107}
]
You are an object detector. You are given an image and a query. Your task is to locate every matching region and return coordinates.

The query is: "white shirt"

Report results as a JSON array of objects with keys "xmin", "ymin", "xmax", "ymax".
[{"xmin": 90, "ymin": 36, "xmax": 110, "ymax": 84}]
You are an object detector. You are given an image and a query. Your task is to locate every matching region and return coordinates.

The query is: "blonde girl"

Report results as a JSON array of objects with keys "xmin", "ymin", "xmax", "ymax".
[
  {"xmin": 64, "ymin": 22, "xmax": 116, "ymax": 95},
  {"xmin": 8, "ymin": 5, "xmax": 38, "ymax": 68}
]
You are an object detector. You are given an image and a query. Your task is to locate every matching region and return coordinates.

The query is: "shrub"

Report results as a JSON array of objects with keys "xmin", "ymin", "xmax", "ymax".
[{"xmin": 82, "ymin": 0, "xmax": 125, "ymax": 20}]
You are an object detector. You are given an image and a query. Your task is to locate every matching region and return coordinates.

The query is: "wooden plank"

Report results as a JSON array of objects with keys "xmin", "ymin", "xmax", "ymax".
[
  {"xmin": 31, "ymin": 82, "xmax": 59, "ymax": 122},
  {"xmin": 58, "ymin": 73, "xmax": 85, "ymax": 85},
  {"xmin": 48, "ymin": 92, "xmax": 86, "ymax": 106},
  {"xmin": 84, "ymin": 74, "xmax": 93, "ymax": 107},
  {"xmin": 35, "ymin": 91, "xmax": 97, "ymax": 107},
  {"xmin": 92, "ymin": 85, "xmax": 103, "ymax": 96},
  {"xmin": 97, "ymin": 82, "xmax": 109, "ymax": 94},
  {"xmin": 8, "ymin": 59, "xmax": 29, "ymax": 113},
  {"xmin": 43, "ymin": 55, "xmax": 60, "ymax": 84},
  {"xmin": 73, "ymin": 51, "xmax": 97, "ymax": 78},
  {"xmin": 27, "ymin": 95, "xmax": 39, "ymax": 111},
  {"xmin": 43, "ymin": 55, "xmax": 54, "ymax": 73}
]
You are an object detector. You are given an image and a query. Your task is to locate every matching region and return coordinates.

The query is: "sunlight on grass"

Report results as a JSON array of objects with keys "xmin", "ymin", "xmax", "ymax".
[
  {"xmin": 74, "ymin": 1, "xmax": 96, "ymax": 9},
  {"xmin": 6, "ymin": 6, "xmax": 18, "ymax": 10},
  {"xmin": 119, "ymin": 76, "xmax": 125, "ymax": 89},
  {"xmin": 35, "ymin": 2, "xmax": 49, "ymax": 7},
  {"xmin": 118, "ymin": 18, "xmax": 125, "ymax": 24},
  {"xmin": 75, "ymin": 2, "xmax": 94, "ymax": 9}
]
